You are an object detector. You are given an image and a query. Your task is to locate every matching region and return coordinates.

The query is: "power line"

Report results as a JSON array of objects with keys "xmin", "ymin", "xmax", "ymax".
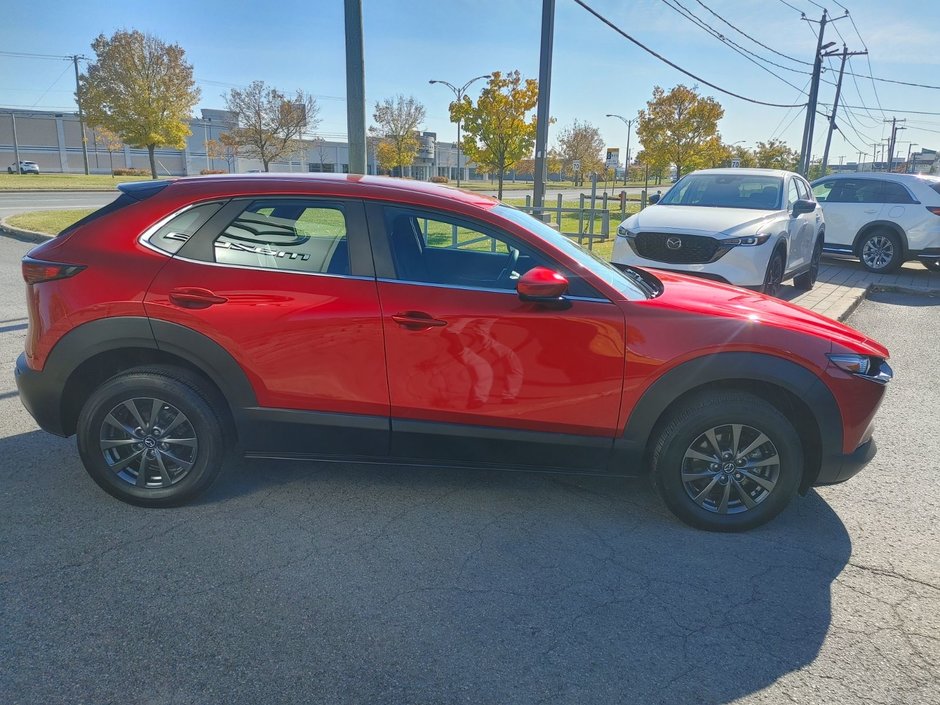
[
  {"xmin": 840, "ymin": 106, "xmax": 940, "ymax": 117},
  {"xmin": 572, "ymin": 0, "xmax": 807, "ymax": 108},
  {"xmin": 694, "ymin": 0, "xmax": 811, "ymax": 65},
  {"xmin": 0, "ymin": 50, "xmax": 72, "ymax": 61},
  {"xmin": 777, "ymin": 0, "xmax": 807, "ymax": 15},
  {"xmin": 658, "ymin": 0, "xmax": 812, "ymax": 93}
]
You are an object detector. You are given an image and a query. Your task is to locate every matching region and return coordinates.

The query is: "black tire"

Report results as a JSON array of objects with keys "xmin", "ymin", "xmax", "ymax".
[
  {"xmin": 76, "ymin": 365, "xmax": 226, "ymax": 507},
  {"xmin": 858, "ymin": 229, "xmax": 903, "ymax": 273},
  {"xmin": 761, "ymin": 248, "xmax": 786, "ymax": 297},
  {"xmin": 794, "ymin": 238, "xmax": 823, "ymax": 290},
  {"xmin": 650, "ymin": 391, "xmax": 803, "ymax": 532}
]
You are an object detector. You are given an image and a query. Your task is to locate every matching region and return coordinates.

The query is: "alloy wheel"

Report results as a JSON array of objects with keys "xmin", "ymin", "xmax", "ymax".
[
  {"xmin": 680, "ymin": 423, "xmax": 780, "ymax": 514},
  {"xmin": 98, "ymin": 397, "xmax": 199, "ymax": 488},
  {"xmin": 861, "ymin": 235, "xmax": 895, "ymax": 270}
]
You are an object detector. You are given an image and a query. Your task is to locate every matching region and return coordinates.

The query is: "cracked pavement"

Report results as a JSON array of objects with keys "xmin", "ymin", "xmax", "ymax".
[{"xmin": 0, "ymin": 233, "xmax": 937, "ymax": 704}]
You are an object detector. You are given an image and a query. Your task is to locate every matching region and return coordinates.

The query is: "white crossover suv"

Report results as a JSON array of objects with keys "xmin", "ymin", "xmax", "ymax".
[
  {"xmin": 612, "ymin": 169, "xmax": 825, "ymax": 296},
  {"xmin": 811, "ymin": 172, "xmax": 940, "ymax": 273}
]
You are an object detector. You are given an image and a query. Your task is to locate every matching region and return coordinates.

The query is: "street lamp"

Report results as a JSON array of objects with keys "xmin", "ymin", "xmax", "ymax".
[
  {"xmin": 429, "ymin": 74, "xmax": 490, "ymax": 188},
  {"xmin": 606, "ymin": 113, "xmax": 635, "ymax": 186}
]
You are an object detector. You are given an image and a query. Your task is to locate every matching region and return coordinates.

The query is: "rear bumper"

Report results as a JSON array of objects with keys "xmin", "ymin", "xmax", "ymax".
[
  {"xmin": 814, "ymin": 436, "xmax": 877, "ymax": 486},
  {"xmin": 15, "ymin": 353, "xmax": 67, "ymax": 437}
]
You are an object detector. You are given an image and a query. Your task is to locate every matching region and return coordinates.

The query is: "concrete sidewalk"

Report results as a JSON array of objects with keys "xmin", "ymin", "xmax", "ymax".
[{"xmin": 778, "ymin": 257, "xmax": 940, "ymax": 321}]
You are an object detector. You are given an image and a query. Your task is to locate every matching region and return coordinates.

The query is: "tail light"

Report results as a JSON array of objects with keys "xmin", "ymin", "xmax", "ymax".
[
  {"xmin": 926, "ymin": 206, "xmax": 940, "ymax": 216},
  {"xmin": 22, "ymin": 256, "xmax": 85, "ymax": 285}
]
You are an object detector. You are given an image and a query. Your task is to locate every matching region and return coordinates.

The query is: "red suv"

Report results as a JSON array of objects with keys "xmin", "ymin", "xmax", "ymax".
[{"xmin": 15, "ymin": 175, "xmax": 892, "ymax": 531}]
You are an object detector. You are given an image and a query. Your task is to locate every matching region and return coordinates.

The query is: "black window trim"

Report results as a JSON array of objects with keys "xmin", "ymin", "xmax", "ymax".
[
  {"xmin": 171, "ymin": 195, "xmax": 376, "ymax": 279},
  {"xmin": 369, "ymin": 202, "xmax": 608, "ymax": 301}
]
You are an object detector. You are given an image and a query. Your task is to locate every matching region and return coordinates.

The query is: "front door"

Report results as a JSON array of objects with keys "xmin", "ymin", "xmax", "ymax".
[
  {"xmin": 145, "ymin": 197, "xmax": 389, "ymax": 457},
  {"xmin": 370, "ymin": 205, "xmax": 626, "ymax": 471}
]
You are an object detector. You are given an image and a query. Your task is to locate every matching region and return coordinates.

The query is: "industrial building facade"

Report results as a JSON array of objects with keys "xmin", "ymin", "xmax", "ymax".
[{"xmin": 1, "ymin": 108, "xmax": 481, "ymax": 180}]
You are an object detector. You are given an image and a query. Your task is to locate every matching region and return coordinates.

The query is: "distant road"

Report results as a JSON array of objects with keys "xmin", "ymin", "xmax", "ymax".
[{"xmin": 0, "ymin": 191, "xmax": 117, "ymax": 219}]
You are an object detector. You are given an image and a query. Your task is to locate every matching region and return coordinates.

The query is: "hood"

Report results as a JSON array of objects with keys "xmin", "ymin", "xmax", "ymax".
[
  {"xmin": 625, "ymin": 205, "xmax": 779, "ymax": 237},
  {"xmin": 641, "ymin": 269, "xmax": 889, "ymax": 358}
]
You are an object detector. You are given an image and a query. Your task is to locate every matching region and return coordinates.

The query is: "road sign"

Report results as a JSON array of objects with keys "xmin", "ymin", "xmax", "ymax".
[
  {"xmin": 572, "ymin": 159, "xmax": 581, "ymax": 172},
  {"xmin": 605, "ymin": 148, "xmax": 620, "ymax": 168},
  {"xmin": 731, "ymin": 158, "xmax": 741, "ymax": 168}
]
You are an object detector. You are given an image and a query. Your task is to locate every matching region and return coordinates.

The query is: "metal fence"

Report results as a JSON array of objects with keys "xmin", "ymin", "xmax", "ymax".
[{"xmin": 512, "ymin": 191, "xmax": 646, "ymax": 250}]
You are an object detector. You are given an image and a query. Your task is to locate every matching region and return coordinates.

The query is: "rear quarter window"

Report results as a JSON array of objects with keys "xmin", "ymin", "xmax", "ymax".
[{"xmin": 146, "ymin": 202, "xmax": 226, "ymax": 254}]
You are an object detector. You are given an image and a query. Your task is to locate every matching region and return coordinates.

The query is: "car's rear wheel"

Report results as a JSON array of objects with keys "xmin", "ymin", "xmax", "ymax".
[
  {"xmin": 77, "ymin": 366, "xmax": 225, "ymax": 507},
  {"xmin": 794, "ymin": 238, "xmax": 822, "ymax": 290},
  {"xmin": 761, "ymin": 249, "xmax": 786, "ymax": 297},
  {"xmin": 858, "ymin": 229, "xmax": 903, "ymax": 273},
  {"xmin": 650, "ymin": 391, "xmax": 802, "ymax": 531}
]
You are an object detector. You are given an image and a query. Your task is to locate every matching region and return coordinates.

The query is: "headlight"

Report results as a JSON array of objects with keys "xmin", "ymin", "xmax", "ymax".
[
  {"xmin": 724, "ymin": 233, "xmax": 772, "ymax": 247},
  {"xmin": 616, "ymin": 224, "xmax": 636, "ymax": 239},
  {"xmin": 828, "ymin": 353, "xmax": 893, "ymax": 384}
]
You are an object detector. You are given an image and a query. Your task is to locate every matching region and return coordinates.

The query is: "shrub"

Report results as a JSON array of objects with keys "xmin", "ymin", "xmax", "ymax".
[
  {"xmin": 112, "ymin": 168, "xmax": 149, "ymax": 176},
  {"xmin": 199, "ymin": 169, "xmax": 226, "ymax": 175},
  {"xmin": 429, "ymin": 175, "xmax": 449, "ymax": 184}
]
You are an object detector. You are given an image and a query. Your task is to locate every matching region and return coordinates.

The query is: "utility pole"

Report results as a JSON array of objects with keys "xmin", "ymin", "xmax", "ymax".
[
  {"xmin": 10, "ymin": 112, "xmax": 21, "ymax": 173},
  {"xmin": 344, "ymin": 0, "xmax": 366, "ymax": 175},
  {"xmin": 906, "ymin": 143, "xmax": 918, "ymax": 174},
  {"xmin": 72, "ymin": 55, "xmax": 90, "ymax": 175},
  {"xmin": 856, "ymin": 151, "xmax": 863, "ymax": 171},
  {"xmin": 533, "ymin": 0, "xmax": 555, "ymax": 210},
  {"xmin": 820, "ymin": 45, "xmax": 867, "ymax": 175},
  {"xmin": 884, "ymin": 117, "xmax": 906, "ymax": 174}
]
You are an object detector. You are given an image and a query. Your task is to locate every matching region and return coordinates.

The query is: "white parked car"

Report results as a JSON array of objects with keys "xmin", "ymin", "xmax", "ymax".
[
  {"xmin": 7, "ymin": 160, "xmax": 40, "ymax": 174},
  {"xmin": 612, "ymin": 169, "xmax": 824, "ymax": 295},
  {"xmin": 811, "ymin": 172, "xmax": 940, "ymax": 273}
]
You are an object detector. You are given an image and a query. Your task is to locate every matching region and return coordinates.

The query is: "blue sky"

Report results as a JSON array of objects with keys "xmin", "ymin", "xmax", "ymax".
[{"xmin": 2, "ymin": 0, "xmax": 939, "ymax": 164}]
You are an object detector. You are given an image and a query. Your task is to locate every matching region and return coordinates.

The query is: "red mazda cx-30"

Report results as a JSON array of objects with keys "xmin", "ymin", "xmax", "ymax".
[{"xmin": 15, "ymin": 175, "xmax": 892, "ymax": 531}]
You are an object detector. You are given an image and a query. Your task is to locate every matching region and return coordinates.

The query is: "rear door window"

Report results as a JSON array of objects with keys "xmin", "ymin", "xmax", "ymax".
[
  {"xmin": 876, "ymin": 181, "xmax": 916, "ymax": 204},
  {"xmin": 213, "ymin": 200, "xmax": 350, "ymax": 275}
]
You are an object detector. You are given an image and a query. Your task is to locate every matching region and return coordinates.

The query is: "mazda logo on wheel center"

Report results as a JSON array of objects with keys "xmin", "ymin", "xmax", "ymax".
[{"xmin": 666, "ymin": 237, "xmax": 683, "ymax": 250}]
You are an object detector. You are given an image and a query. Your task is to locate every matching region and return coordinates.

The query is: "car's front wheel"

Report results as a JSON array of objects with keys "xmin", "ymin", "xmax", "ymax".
[
  {"xmin": 794, "ymin": 238, "xmax": 822, "ymax": 290},
  {"xmin": 858, "ymin": 229, "xmax": 903, "ymax": 273},
  {"xmin": 650, "ymin": 391, "xmax": 803, "ymax": 531},
  {"xmin": 77, "ymin": 366, "xmax": 226, "ymax": 507},
  {"xmin": 761, "ymin": 249, "xmax": 786, "ymax": 297}
]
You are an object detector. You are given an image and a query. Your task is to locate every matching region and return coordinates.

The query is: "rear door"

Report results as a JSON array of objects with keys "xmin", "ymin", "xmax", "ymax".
[
  {"xmin": 813, "ymin": 178, "xmax": 883, "ymax": 248},
  {"xmin": 144, "ymin": 197, "xmax": 390, "ymax": 457},
  {"xmin": 785, "ymin": 177, "xmax": 811, "ymax": 270},
  {"xmin": 369, "ymin": 203, "xmax": 626, "ymax": 471}
]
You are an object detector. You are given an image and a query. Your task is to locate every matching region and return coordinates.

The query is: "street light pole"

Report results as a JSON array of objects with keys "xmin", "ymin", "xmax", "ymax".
[
  {"xmin": 429, "ymin": 74, "xmax": 490, "ymax": 188},
  {"xmin": 606, "ymin": 113, "xmax": 635, "ymax": 186}
]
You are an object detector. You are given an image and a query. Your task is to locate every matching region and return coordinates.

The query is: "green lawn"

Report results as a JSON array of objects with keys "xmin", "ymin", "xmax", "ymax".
[
  {"xmin": 461, "ymin": 179, "xmax": 648, "ymax": 192},
  {"xmin": 5, "ymin": 209, "xmax": 93, "ymax": 234},
  {"xmin": 0, "ymin": 173, "xmax": 155, "ymax": 191}
]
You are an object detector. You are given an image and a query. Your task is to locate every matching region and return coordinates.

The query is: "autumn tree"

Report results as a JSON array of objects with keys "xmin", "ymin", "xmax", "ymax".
[
  {"xmin": 557, "ymin": 119, "xmax": 604, "ymax": 186},
  {"xmin": 451, "ymin": 70, "xmax": 539, "ymax": 199},
  {"xmin": 370, "ymin": 95, "xmax": 425, "ymax": 177},
  {"xmin": 206, "ymin": 133, "xmax": 240, "ymax": 173},
  {"xmin": 224, "ymin": 81, "xmax": 319, "ymax": 172},
  {"xmin": 727, "ymin": 143, "xmax": 756, "ymax": 168},
  {"xmin": 636, "ymin": 84, "xmax": 725, "ymax": 179},
  {"xmin": 754, "ymin": 139, "xmax": 799, "ymax": 170},
  {"xmin": 94, "ymin": 126, "xmax": 123, "ymax": 176},
  {"xmin": 79, "ymin": 30, "xmax": 200, "ymax": 179}
]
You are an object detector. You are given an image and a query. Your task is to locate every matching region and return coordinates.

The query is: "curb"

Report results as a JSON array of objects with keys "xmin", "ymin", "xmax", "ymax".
[
  {"xmin": 0, "ymin": 188, "xmax": 118, "ymax": 194},
  {"xmin": 0, "ymin": 216, "xmax": 54, "ymax": 243}
]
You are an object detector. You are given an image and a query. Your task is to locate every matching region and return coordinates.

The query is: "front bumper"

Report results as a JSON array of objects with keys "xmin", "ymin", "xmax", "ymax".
[
  {"xmin": 813, "ymin": 436, "xmax": 877, "ymax": 486},
  {"xmin": 15, "ymin": 352, "xmax": 68, "ymax": 437},
  {"xmin": 611, "ymin": 235, "xmax": 773, "ymax": 287}
]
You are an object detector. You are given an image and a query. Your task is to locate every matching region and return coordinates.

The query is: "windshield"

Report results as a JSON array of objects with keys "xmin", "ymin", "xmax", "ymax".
[
  {"xmin": 661, "ymin": 173, "xmax": 784, "ymax": 210},
  {"xmin": 494, "ymin": 205, "xmax": 650, "ymax": 300}
]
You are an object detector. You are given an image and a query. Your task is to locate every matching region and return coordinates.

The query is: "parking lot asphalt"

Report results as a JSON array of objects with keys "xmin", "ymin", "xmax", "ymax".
[{"xmin": 0, "ymin": 232, "xmax": 937, "ymax": 705}]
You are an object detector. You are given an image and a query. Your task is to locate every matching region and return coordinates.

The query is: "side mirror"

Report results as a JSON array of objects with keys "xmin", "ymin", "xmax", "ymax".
[
  {"xmin": 517, "ymin": 267, "xmax": 570, "ymax": 308},
  {"xmin": 648, "ymin": 193, "xmax": 661, "ymax": 205},
  {"xmin": 792, "ymin": 199, "xmax": 816, "ymax": 216}
]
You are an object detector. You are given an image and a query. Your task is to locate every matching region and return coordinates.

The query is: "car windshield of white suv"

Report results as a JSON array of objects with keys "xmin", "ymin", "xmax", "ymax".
[{"xmin": 660, "ymin": 174, "xmax": 784, "ymax": 210}]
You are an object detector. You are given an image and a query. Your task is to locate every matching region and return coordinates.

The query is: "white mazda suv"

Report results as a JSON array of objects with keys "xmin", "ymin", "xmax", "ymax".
[{"xmin": 612, "ymin": 169, "xmax": 825, "ymax": 296}]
